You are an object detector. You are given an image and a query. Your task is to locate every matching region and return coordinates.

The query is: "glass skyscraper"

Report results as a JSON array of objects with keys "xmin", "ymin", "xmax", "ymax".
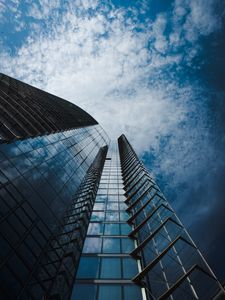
[{"xmin": 0, "ymin": 74, "xmax": 224, "ymax": 300}]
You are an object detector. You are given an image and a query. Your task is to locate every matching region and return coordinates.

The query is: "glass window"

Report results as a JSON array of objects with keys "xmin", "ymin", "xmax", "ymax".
[
  {"xmin": 107, "ymin": 203, "xmax": 119, "ymax": 210},
  {"xmin": 108, "ymin": 183, "xmax": 118, "ymax": 189},
  {"xmin": 95, "ymin": 195, "xmax": 107, "ymax": 202},
  {"xmin": 108, "ymin": 195, "xmax": 118, "ymax": 202},
  {"xmin": 119, "ymin": 203, "xmax": 127, "ymax": 210},
  {"xmin": 120, "ymin": 212, "xmax": 129, "ymax": 221},
  {"xmin": 93, "ymin": 203, "xmax": 105, "ymax": 210},
  {"xmin": 97, "ymin": 189, "xmax": 108, "ymax": 195},
  {"xmin": 102, "ymin": 238, "xmax": 120, "ymax": 253},
  {"xmin": 108, "ymin": 189, "xmax": 118, "ymax": 195},
  {"xmin": 76, "ymin": 257, "xmax": 100, "ymax": 278},
  {"xmin": 98, "ymin": 184, "xmax": 108, "ymax": 189},
  {"xmin": 87, "ymin": 223, "xmax": 103, "ymax": 235},
  {"xmin": 100, "ymin": 258, "xmax": 121, "ymax": 278},
  {"xmin": 124, "ymin": 285, "xmax": 143, "ymax": 300},
  {"xmin": 118, "ymin": 195, "xmax": 126, "ymax": 202},
  {"xmin": 104, "ymin": 224, "xmax": 120, "ymax": 235},
  {"xmin": 121, "ymin": 238, "xmax": 134, "ymax": 253},
  {"xmin": 105, "ymin": 212, "xmax": 119, "ymax": 221},
  {"xmin": 98, "ymin": 285, "xmax": 122, "ymax": 300},
  {"xmin": 83, "ymin": 237, "xmax": 102, "ymax": 253},
  {"xmin": 91, "ymin": 212, "xmax": 105, "ymax": 221},
  {"xmin": 120, "ymin": 224, "xmax": 131, "ymax": 235},
  {"xmin": 71, "ymin": 284, "xmax": 96, "ymax": 300},
  {"xmin": 122, "ymin": 258, "xmax": 138, "ymax": 278}
]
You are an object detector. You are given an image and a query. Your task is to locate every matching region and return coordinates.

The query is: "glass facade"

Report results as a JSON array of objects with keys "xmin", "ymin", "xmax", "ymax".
[
  {"xmin": 118, "ymin": 134, "xmax": 225, "ymax": 300},
  {"xmin": 0, "ymin": 125, "xmax": 109, "ymax": 299},
  {"xmin": 72, "ymin": 144, "xmax": 145, "ymax": 300}
]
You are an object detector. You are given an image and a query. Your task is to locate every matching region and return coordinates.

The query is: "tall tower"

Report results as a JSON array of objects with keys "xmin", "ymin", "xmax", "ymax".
[
  {"xmin": 0, "ymin": 74, "xmax": 109, "ymax": 299},
  {"xmin": 0, "ymin": 74, "xmax": 224, "ymax": 300}
]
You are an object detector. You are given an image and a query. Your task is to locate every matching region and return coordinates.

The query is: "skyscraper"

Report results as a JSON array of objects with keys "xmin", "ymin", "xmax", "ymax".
[{"xmin": 0, "ymin": 74, "xmax": 224, "ymax": 300}]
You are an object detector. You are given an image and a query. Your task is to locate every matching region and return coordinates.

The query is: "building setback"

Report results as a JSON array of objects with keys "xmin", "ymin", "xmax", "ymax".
[{"xmin": 0, "ymin": 74, "xmax": 224, "ymax": 300}]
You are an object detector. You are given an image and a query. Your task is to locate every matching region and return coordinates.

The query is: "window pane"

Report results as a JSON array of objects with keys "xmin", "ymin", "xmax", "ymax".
[
  {"xmin": 107, "ymin": 203, "xmax": 119, "ymax": 210},
  {"xmin": 102, "ymin": 238, "xmax": 120, "ymax": 253},
  {"xmin": 120, "ymin": 224, "xmax": 131, "ymax": 235},
  {"xmin": 100, "ymin": 258, "xmax": 121, "ymax": 278},
  {"xmin": 124, "ymin": 285, "xmax": 143, "ymax": 300},
  {"xmin": 87, "ymin": 223, "xmax": 103, "ymax": 235},
  {"xmin": 93, "ymin": 203, "xmax": 105, "ymax": 210},
  {"xmin": 122, "ymin": 258, "xmax": 138, "ymax": 278},
  {"xmin": 71, "ymin": 284, "xmax": 96, "ymax": 300},
  {"xmin": 119, "ymin": 203, "xmax": 127, "ymax": 210},
  {"xmin": 97, "ymin": 189, "xmax": 107, "ymax": 194},
  {"xmin": 91, "ymin": 212, "xmax": 104, "ymax": 221},
  {"xmin": 108, "ymin": 195, "xmax": 118, "ymax": 202},
  {"xmin": 83, "ymin": 237, "xmax": 102, "ymax": 253},
  {"xmin": 120, "ymin": 212, "xmax": 129, "ymax": 221},
  {"xmin": 104, "ymin": 224, "xmax": 120, "ymax": 235},
  {"xmin": 105, "ymin": 212, "xmax": 119, "ymax": 221},
  {"xmin": 77, "ymin": 257, "xmax": 100, "ymax": 278},
  {"xmin": 121, "ymin": 238, "xmax": 134, "ymax": 253},
  {"xmin": 98, "ymin": 285, "xmax": 122, "ymax": 300},
  {"xmin": 96, "ymin": 195, "xmax": 107, "ymax": 202}
]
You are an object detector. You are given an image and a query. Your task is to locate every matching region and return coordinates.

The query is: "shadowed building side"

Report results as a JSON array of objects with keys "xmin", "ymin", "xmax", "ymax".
[{"xmin": 0, "ymin": 73, "xmax": 98, "ymax": 142}]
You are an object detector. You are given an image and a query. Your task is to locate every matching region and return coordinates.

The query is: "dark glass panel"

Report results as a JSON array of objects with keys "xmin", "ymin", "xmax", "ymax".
[
  {"xmin": 98, "ymin": 285, "xmax": 122, "ymax": 300},
  {"xmin": 76, "ymin": 257, "xmax": 100, "ymax": 279},
  {"xmin": 100, "ymin": 258, "xmax": 121, "ymax": 279}
]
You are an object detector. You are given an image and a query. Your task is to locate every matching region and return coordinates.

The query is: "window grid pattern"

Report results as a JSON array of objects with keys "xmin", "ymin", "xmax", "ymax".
[
  {"xmin": 0, "ymin": 73, "xmax": 98, "ymax": 142},
  {"xmin": 118, "ymin": 134, "xmax": 225, "ymax": 300},
  {"xmin": 0, "ymin": 125, "xmax": 109, "ymax": 300},
  {"xmin": 72, "ymin": 144, "xmax": 144, "ymax": 300}
]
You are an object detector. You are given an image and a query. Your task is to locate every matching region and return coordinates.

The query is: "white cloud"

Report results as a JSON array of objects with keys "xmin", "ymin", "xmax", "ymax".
[
  {"xmin": 0, "ymin": 0, "xmax": 224, "ymax": 200},
  {"xmin": 173, "ymin": 0, "xmax": 223, "ymax": 43}
]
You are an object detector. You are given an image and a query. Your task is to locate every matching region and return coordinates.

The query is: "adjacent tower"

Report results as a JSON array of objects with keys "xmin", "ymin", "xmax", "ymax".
[{"xmin": 0, "ymin": 74, "xmax": 224, "ymax": 300}]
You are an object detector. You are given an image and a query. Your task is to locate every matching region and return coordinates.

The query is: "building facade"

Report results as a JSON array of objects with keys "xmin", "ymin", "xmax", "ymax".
[{"xmin": 0, "ymin": 74, "xmax": 224, "ymax": 300}]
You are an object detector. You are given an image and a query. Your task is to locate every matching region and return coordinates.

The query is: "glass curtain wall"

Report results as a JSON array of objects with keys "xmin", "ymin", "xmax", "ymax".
[
  {"xmin": 71, "ymin": 143, "xmax": 145, "ymax": 300},
  {"xmin": 0, "ymin": 125, "xmax": 108, "ymax": 299},
  {"xmin": 118, "ymin": 134, "xmax": 225, "ymax": 300}
]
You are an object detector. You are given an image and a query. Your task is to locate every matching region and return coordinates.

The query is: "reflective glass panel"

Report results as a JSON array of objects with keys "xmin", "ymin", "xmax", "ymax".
[
  {"xmin": 83, "ymin": 238, "xmax": 102, "ymax": 253},
  {"xmin": 100, "ymin": 258, "xmax": 121, "ymax": 278},
  {"xmin": 98, "ymin": 285, "xmax": 122, "ymax": 300}
]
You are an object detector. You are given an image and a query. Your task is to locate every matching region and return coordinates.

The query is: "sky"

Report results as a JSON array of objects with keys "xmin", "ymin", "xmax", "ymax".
[{"xmin": 1, "ymin": 0, "xmax": 225, "ymax": 282}]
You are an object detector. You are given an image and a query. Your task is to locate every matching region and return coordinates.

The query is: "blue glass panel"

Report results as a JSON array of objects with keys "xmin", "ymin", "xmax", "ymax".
[
  {"xmin": 71, "ymin": 284, "xmax": 96, "ymax": 300},
  {"xmin": 107, "ymin": 203, "xmax": 119, "ymax": 210},
  {"xmin": 122, "ymin": 258, "xmax": 138, "ymax": 278},
  {"xmin": 120, "ymin": 212, "xmax": 129, "ymax": 221},
  {"xmin": 102, "ymin": 238, "xmax": 120, "ymax": 253},
  {"xmin": 98, "ymin": 285, "xmax": 122, "ymax": 300},
  {"xmin": 121, "ymin": 238, "xmax": 134, "ymax": 253},
  {"xmin": 76, "ymin": 257, "xmax": 100, "ymax": 278},
  {"xmin": 105, "ymin": 212, "xmax": 119, "ymax": 221},
  {"xmin": 91, "ymin": 212, "xmax": 105, "ymax": 221},
  {"xmin": 87, "ymin": 223, "xmax": 103, "ymax": 235},
  {"xmin": 120, "ymin": 224, "xmax": 131, "ymax": 235},
  {"xmin": 83, "ymin": 237, "xmax": 102, "ymax": 253},
  {"xmin": 123, "ymin": 285, "xmax": 143, "ymax": 299},
  {"xmin": 93, "ymin": 203, "xmax": 105, "ymax": 210},
  {"xmin": 104, "ymin": 224, "xmax": 120, "ymax": 235},
  {"xmin": 100, "ymin": 258, "xmax": 121, "ymax": 278}
]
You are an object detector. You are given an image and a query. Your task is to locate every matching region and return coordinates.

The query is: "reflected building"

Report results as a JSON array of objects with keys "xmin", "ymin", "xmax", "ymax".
[{"xmin": 0, "ymin": 74, "xmax": 224, "ymax": 300}]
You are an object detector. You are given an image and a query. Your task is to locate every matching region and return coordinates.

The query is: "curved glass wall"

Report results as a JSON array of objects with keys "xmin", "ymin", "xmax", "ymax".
[{"xmin": 0, "ymin": 124, "xmax": 109, "ymax": 299}]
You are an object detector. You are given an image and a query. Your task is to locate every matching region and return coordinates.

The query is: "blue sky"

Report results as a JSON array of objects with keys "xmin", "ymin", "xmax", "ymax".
[{"xmin": 1, "ymin": 0, "xmax": 225, "ymax": 281}]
